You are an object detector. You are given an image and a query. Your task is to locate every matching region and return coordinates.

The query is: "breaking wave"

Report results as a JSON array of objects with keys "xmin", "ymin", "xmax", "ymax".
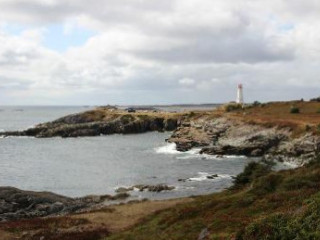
[
  {"xmin": 188, "ymin": 172, "xmax": 232, "ymax": 182},
  {"xmin": 155, "ymin": 143, "xmax": 247, "ymax": 161}
]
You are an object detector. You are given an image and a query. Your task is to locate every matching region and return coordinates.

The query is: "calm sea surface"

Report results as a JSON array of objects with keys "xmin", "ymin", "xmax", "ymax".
[{"xmin": 0, "ymin": 106, "xmax": 258, "ymax": 200}]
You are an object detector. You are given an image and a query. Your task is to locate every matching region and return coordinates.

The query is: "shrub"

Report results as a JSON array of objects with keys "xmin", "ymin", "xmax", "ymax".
[
  {"xmin": 290, "ymin": 106, "xmax": 300, "ymax": 114},
  {"xmin": 282, "ymin": 176, "xmax": 319, "ymax": 191},
  {"xmin": 233, "ymin": 162, "xmax": 272, "ymax": 187},
  {"xmin": 236, "ymin": 195, "xmax": 320, "ymax": 240},
  {"xmin": 317, "ymin": 108, "xmax": 320, "ymax": 114},
  {"xmin": 250, "ymin": 173, "xmax": 283, "ymax": 195},
  {"xmin": 252, "ymin": 101, "xmax": 261, "ymax": 106},
  {"xmin": 225, "ymin": 103, "xmax": 243, "ymax": 112},
  {"xmin": 305, "ymin": 125, "xmax": 311, "ymax": 131},
  {"xmin": 189, "ymin": 111, "xmax": 196, "ymax": 117},
  {"xmin": 311, "ymin": 97, "xmax": 320, "ymax": 102}
]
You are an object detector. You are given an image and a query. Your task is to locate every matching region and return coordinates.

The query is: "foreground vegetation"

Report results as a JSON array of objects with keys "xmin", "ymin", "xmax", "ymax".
[
  {"xmin": 107, "ymin": 157, "xmax": 320, "ymax": 240},
  {"xmin": 1, "ymin": 158, "xmax": 320, "ymax": 239}
]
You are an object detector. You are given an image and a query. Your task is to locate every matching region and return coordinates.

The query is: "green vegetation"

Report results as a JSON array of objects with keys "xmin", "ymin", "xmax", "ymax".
[
  {"xmin": 120, "ymin": 114, "xmax": 135, "ymax": 124},
  {"xmin": 233, "ymin": 161, "xmax": 272, "ymax": 187},
  {"xmin": 225, "ymin": 103, "xmax": 243, "ymax": 112},
  {"xmin": 137, "ymin": 115, "xmax": 151, "ymax": 120},
  {"xmin": 106, "ymin": 156, "xmax": 320, "ymax": 240},
  {"xmin": 189, "ymin": 111, "xmax": 196, "ymax": 117},
  {"xmin": 290, "ymin": 106, "xmax": 300, "ymax": 114},
  {"xmin": 252, "ymin": 101, "xmax": 261, "ymax": 106},
  {"xmin": 305, "ymin": 124, "xmax": 311, "ymax": 131}
]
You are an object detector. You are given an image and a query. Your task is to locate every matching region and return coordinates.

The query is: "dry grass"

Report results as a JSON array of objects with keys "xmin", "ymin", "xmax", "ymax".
[
  {"xmin": 221, "ymin": 101, "xmax": 320, "ymax": 136},
  {"xmin": 0, "ymin": 198, "xmax": 192, "ymax": 240},
  {"xmin": 73, "ymin": 198, "xmax": 193, "ymax": 233}
]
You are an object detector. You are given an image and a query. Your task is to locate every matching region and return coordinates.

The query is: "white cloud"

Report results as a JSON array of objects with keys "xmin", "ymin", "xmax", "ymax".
[
  {"xmin": 179, "ymin": 78, "xmax": 195, "ymax": 87},
  {"xmin": 0, "ymin": 0, "xmax": 319, "ymax": 105}
]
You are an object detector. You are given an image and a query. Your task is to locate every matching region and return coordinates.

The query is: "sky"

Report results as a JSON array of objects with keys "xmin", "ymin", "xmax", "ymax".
[{"xmin": 0, "ymin": 0, "xmax": 319, "ymax": 105}]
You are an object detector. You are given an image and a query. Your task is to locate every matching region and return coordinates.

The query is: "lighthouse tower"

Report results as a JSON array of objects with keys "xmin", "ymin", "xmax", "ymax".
[{"xmin": 236, "ymin": 84, "xmax": 244, "ymax": 104}]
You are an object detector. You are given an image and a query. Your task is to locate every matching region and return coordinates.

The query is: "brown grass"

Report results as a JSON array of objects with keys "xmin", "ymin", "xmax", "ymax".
[
  {"xmin": 0, "ymin": 198, "xmax": 192, "ymax": 240},
  {"xmin": 223, "ymin": 101, "xmax": 320, "ymax": 136}
]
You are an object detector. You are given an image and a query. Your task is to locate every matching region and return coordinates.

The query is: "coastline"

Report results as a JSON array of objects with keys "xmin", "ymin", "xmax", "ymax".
[{"xmin": 1, "ymin": 100, "xmax": 320, "ymax": 239}]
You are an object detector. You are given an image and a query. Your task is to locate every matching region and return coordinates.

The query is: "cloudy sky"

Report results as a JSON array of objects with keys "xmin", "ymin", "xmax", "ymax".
[{"xmin": 0, "ymin": 0, "xmax": 319, "ymax": 105}]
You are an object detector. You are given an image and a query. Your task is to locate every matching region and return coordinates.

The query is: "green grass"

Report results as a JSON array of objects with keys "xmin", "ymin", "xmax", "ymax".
[{"xmin": 106, "ymin": 156, "xmax": 320, "ymax": 240}]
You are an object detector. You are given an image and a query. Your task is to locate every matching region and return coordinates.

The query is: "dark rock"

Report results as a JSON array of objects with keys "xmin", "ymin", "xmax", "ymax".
[
  {"xmin": 175, "ymin": 141, "xmax": 194, "ymax": 152},
  {"xmin": 207, "ymin": 174, "xmax": 219, "ymax": 179},
  {"xmin": 133, "ymin": 184, "xmax": 175, "ymax": 192},
  {"xmin": 115, "ymin": 187, "xmax": 134, "ymax": 193},
  {"xmin": 110, "ymin": 193, "xmax": 130, "ymax": 200},
  {"xmin": 178, "ymin": 178, "xmax": 187, "ymax": 182},
  {"xmin": 0, "ymin": 187, "xmax": 113, "ymax": 221},
  {"xmin": 164, "ymin": 119, "xmax": 177, "ymax": 131}
]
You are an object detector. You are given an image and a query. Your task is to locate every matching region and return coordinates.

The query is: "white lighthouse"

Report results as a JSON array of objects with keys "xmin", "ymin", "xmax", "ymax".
[{"xmin": 236, "ymin": 84, "xmax": 244, "ymax": 104}]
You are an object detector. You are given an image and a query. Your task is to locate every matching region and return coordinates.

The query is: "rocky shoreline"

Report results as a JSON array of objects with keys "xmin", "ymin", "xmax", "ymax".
[
  {"xmin": 1, "ymin": 102, "xmax": 320, "ymax": 239},
  {"xmin": 1, "ymin": 102, "xmax": 320, "ymax": 221},
  {"xmin": 0, "ymin": 107, "xmax": 179, "ymax": 138},
  {"xmin": 2, "ymin": 104, "xmax": 320, "ymax": 165},
  {"xmin": 168, "ymin": 115, "xmax": 320, "ymax": 165},
  {"xmin": 0, "ymin": 183, "xmax": 178, "ymax": 222},
  {"xmin": 0, "ymin": 187, "xmax": 134, "ymax": 222}
]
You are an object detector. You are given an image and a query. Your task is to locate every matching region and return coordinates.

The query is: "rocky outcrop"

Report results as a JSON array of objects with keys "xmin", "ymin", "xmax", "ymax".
[
  {"xmin": 0, "ymin": 187, "xmax": 128, "ymax": 221},
  {"xmin": 168, "ymin": 116, "xmax": 320, "ymax": 164},
  {"xmin": 115, "ymin": 184, "xmax": 175, "ymax": 193},
  {"xmin": 0, "ymin": 110, "xmax": 179, "ymax": 138}
]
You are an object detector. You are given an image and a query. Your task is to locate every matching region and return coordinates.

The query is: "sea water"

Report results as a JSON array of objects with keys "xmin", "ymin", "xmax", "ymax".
[{"xmin": 0, "ymin": 106, "xmax": 251, "ymax": 199}]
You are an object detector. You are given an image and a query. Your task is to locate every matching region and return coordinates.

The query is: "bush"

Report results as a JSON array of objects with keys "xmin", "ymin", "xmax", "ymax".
[
  {"xmin": 189, "ymin": 111, "xmax": 196, "ymax": 117},
  {"xmin": 282, "ymin": 176, "xmax": 319, "ymax": 191},
  {"xmin": 252, "ymin": 101, "xmax": 261, "ymax": 106},
  {"xmin": 311, "ymin": 97, "xmax": 320, "ymax": 102},
  {"xmin": 290, "ymin": 106, "xmax": 300, "ymax": 114},
  {"xmin": 250, "ymin": 173, "xmax": 283, "ymax": 195},
  {"xmin": 236, "ymin": 195, "xmax": 320, "ymax": 240},
  {"xmin": 225, "ymin": 103, "xmax": 243, "ymax": 112},
  {"xmin": 233, "ymin": 162, "xmax": 272, "ymax": 187},
  {"xmin": 317, "ymin": 108, "xmax": 320, "ymax": 114}
]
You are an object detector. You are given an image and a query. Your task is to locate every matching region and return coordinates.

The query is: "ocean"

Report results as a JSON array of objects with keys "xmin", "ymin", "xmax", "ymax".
[{"xmin": 0, "ymin": 106, "xmax": 253, "ymax": 200}]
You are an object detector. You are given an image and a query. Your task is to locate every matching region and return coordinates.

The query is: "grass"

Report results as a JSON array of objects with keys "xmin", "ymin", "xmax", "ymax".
[
  {"xmin": 225, "ymin": 101, "xmax": 320, "ymax": 136},
  {"xmin": 106, "ymin": 156, "xmax": 320, "ymax": 240},
  {"xmin": 0, "ymin": 199, "xmax": 191, "ymax": 240}
]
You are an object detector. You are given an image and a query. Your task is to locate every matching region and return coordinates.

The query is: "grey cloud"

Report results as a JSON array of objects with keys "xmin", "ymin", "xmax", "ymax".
[
  {"xmin": 0, "ymin": 49, "xmax": 40, "ymax": 66},
  {"xmin": 0, "ymin": 0, "xmax": 318, "ymax": 105},
  {"xmin": 0, "ymin": 0, "xmax": 174, "ymax": 24},
  {"xmin": 136, "ymin": 34, "xmax": 294, "ymax": 64}
]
